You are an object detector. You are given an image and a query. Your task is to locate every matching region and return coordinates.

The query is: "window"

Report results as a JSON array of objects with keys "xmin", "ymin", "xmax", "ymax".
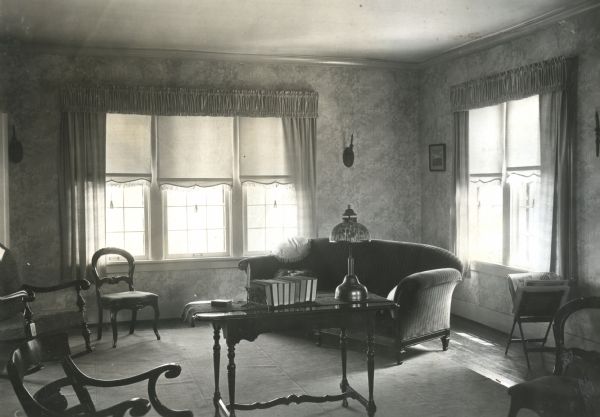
[
  {"xmin": 105, "ymin": 114, "xmax": 297, "ymax": 259},
  {"xmin": 468, "ymin": 95, "xmax": 540, "ymax": 268}
]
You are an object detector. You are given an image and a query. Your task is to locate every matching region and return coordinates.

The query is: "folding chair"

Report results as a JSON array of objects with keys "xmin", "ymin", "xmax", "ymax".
[{"xmin": 505, "ymin": 272, "xmax": 570, "ymax": 369}]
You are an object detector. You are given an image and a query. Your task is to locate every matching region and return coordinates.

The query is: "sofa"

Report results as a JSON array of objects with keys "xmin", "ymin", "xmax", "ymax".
[{"xmin": 238, "ymin": 238, "xmax": 463, "ymax": 363}]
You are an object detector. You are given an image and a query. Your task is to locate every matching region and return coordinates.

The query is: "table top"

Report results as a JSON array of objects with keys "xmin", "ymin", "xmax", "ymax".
[{"xmin": 182, "ymin": 293, "xmax": 396, "ymax": 324}]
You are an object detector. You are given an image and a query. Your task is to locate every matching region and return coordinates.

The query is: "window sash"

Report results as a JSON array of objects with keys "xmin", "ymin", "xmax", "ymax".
[{"xmin": 106, "ymin": 114, "xmax": 297, "ymax": 260}]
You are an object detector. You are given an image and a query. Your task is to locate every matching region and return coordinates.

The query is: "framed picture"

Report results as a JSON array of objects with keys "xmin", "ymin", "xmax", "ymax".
[{"xmin": 429, "ymin": 144, "xmax": 446, "ymax": 172}]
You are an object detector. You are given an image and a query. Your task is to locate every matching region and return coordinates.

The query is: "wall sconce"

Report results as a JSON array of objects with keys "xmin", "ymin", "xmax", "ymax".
[
  {"xmin": 343, "ymin": 133, "xmax": 355, "ymax": 167},
  {"xmin": 595, "ymin": 110, "xmax": 599, "ymax": 157}
]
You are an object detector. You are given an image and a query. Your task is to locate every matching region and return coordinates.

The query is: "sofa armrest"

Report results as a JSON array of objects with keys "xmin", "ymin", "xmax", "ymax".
[
  {"xmin": 388, "ymin": 268, "xmax": 462, "ymax": 304},
  {"xmin": 238, "ymin": 255, "xmax": 282, "ymax": 281}
]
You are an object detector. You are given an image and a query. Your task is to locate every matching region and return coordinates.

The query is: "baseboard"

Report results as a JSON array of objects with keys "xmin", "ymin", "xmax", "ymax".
[{"xmin": 451, "ymin": 299, "xmax": 513, "ymax": 334}]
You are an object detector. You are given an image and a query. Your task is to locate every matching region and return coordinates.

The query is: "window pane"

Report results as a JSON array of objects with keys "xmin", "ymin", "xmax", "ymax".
[
  {"xmin": 507, "ymin": 95, "xmax": 540, "ymax": 167},
  {"xmin": 247, "ymin": 205, "xmax": 265, "ymax": 228},
  {"xmin": 168, "ymin": 231, "xmax": 188, "ymax": 255},
  {"xmin": 244, "ymin": 182, "xmax": 297, "ymax": 254},
  {"xmin": 124, "ymin": 208, "xmax": 144, "ymax": 232},
  {"xmin": 247, "ymin": 229, "xmax": 266, "ymax": 253},
  {"xmin": 124, "ymin": 232, "xmax": 145, "ymax": 257},
  {"xmin": 469, "ymin": 104, "xmax": 504, "ymax": 174},
  {"xmin": 508, "ymin": 171, "xmax": 541, "ymax": 268},
  {"xmin": 166, "ymin": 185, "xmax": 226, "ymax": 256},
  {"xmin": 468, "ymin": 178, "xmax": 503, "ymax": 263},
  {"xmin": 105, "ymin": 181, "xmax": 147, "ymax": 258}
]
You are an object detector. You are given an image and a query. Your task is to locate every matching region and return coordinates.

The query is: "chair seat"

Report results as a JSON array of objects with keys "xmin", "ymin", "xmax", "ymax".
[
  {"xmin": 0, "ymin": 314, "xmax": 27, "ymax": 341},
  {"xmin": 101, "ymin": 291, "xmax": 158, "ymax": 305},
  {"xmin": 508, "ymin": 375, "xmax": 590, "ymax": 416}
]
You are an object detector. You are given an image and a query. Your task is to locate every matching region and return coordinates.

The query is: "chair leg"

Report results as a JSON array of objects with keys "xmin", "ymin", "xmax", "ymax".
[
  {"xmin": 396, "ymin": 348, "xmax": 406, "ymax": 365},
  {"xmin": 517, "ymin": 320, "xmax": 531, "ymax": 369},
  {"xmin": 441, "ymin": 334, "xmax": 450, "ymax": 351},
  {"xmin": 110, "ymin": 310, "xmax": 118, "ymax": 348},
  {"xmin": 505, "ymin": 318, "xmax": 517, "ymax": 355},
  {"xmin": 81, "ymin": 319, "xmax": 93, "ymax": 352},
  {"xmin": 541, "ymin": 321, "xmax": 553, "ymax": 346},
  {"xmin": 129, "ymin": 309, "xmax": 137, "ymax": 335},
  {"xmin": 97, "ymin": 307, "xmax": 103, "ymax": 341},
  {"xmin": 152, "ymin": 300, "xmax": 161, "ymax": 341}
]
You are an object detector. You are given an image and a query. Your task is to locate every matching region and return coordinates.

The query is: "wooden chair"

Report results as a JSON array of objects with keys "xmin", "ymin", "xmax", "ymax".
[
  {"xmin": 507, "ymin": 296, "xmax": 600, "ymax": 417},
  {"xmin": 7, "ymin": 333, "xmax": 192, "ymax": 417},
  {"xmin": 91, "ymin": 247, "xmax": 160, "ymax": 348},
  {"xmin": 0, "ymin": 243, "xmax": 92, "ymax": 352},
  {"xmin": 505, "ymin": 272, "xmax": 570, "ymax": 369}
]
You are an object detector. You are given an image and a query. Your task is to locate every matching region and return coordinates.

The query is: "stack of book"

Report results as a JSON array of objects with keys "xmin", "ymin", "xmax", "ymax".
[{"xmin": 249, "ymin": 276, "xmax": 318, "ymax": 307}]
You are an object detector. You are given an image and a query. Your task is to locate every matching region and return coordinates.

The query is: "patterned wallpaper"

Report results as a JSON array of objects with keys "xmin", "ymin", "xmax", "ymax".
[
  {"xmin": 0, "ymin": 51, "xmax": 420, "ymax": 316},
  {"xmin": 419, "ymin": 8, "xmax": 600, "ymax": 337}
]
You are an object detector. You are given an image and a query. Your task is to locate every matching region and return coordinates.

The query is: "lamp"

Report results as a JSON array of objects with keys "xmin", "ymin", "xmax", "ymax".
[{"xmin": 329, "ymin": 205, "xmax": 370, "ymax": 302}]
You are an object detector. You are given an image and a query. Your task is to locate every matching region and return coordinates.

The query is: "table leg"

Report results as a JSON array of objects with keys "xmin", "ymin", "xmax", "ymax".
[
  {"xmin": 213, "ymin": 324, "xmax": 222, "ymax": 416},
  {"xmin": 366, "ymin": 315, "xmax": 376, "ymax": 417},
  {"xmin": 227, "ymin": 340, "xmax": 237, "ymax": 417},
  {"xmin": 340, "ymin": 327, "xmax": 349, "ymax": 407}
]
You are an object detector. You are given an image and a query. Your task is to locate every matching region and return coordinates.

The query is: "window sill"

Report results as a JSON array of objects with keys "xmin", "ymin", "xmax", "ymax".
[
  {"xmin": 469, "ymin": 260, "xmax": 527, "ymax": 277},
  {"xmin": 106, "ymin": 257, "xmax": 244, "ymax": 274}
]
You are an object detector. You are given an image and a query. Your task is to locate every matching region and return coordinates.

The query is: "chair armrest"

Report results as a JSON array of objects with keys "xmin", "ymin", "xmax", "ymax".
[
  {"xmin": 63, "ymin": 358, "xmax": 193, "ymax": 417},
  {"xmin": 0, "ymin": 289, "xmax": 35, "ymax": 303},
  {"xmin": 22, "ymin": 279, "xmax": 91, "ymax": 293}
]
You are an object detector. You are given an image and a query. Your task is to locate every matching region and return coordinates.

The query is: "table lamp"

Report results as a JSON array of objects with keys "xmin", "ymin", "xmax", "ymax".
[{"xmin": 329, "ymin": 205, "xmax": 370, "ymax": 302}]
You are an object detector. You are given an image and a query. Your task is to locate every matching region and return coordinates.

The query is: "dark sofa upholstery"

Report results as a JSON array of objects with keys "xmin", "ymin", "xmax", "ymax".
[{"xmin": 238, "ymin": 238, "xmax": 463, "ymax": 363}]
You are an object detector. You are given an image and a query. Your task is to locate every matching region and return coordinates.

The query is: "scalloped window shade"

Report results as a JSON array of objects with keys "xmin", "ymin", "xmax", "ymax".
[
  {"xmin": 106, "ymin": 114, "xmax": 151, "ymax": 180},
  {"xmin": 157, "ymin": 116, "xmax": 233, "ymax": 186},
  {"xmin": 239, "ymin": 117, "xmax": 289, "ymax": 182}
]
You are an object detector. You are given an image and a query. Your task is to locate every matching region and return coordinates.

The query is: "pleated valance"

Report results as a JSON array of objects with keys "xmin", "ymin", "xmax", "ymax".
[
  {"xmin": 60, "ymin": 86, "xmax": 319, "ymax": 118},
  {"xmin": 450, "ymin": 56, "xmax": 571, "ymax": 111}
]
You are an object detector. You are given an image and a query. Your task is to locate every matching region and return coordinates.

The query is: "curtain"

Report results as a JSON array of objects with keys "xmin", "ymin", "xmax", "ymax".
[
  {"xmin": 451, "ymin": 111, "xmax": 470, "ymax": 274},
  {"xmin": 58, "ymin": 112, "xmax": 106, "ymax": 281},
  {"xmin": 539, "ymin": 90, "xmax": 576, "ymax": 278},
  {"xmin": 283, "ymin": 118, "xmax": 317, "ymax": 238},
  {"xmin": 450, "ymin": 55, "xmax": 575, "ymax": 276}
]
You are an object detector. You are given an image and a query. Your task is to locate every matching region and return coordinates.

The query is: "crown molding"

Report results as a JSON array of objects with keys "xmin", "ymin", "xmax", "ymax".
[
  {"xmin": 0, "ymin": 41, "xmax": 419, "ymax": 71},
  {"xmin": 420, "ymin": 0, "xmax": 600, "ymax": 68},
  {"xmin": 1, "ymin": 0, "xmax": 598, "ymax": 72}
]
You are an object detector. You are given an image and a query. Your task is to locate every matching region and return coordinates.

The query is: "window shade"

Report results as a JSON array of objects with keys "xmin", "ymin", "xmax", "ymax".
[
  {"xmin": 106, "ymin": 114, "xmax": 151, "ymax": 179},
  {"xmin": 507, "ymin": 95, "xmax": 540, "ymax": 168},
  {"xmin": 239, "ymin": 117, "xmax": 290, "ymax": 182},
  {"xmin": 157, "ymin": 116, "xmax": 233, "ymax": 186},
  {"xmin": 469, "ymin": 104, "xmax": 503, "ymax": 174}
]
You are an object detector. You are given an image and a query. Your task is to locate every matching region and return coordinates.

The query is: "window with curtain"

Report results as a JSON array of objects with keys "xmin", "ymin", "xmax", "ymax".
[
  {"xmin": 468, "ymin": 95, "xmax": 540, "ymax": 268},
  {"xmin": 105, "ymin": 114, "xmax": 297, "ymax": 259}
]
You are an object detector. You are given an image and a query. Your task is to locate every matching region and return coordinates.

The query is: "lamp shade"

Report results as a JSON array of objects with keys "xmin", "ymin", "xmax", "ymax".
[{"xmin": 330, "ymin": 205, "xmax": 370, "ymax": 243}]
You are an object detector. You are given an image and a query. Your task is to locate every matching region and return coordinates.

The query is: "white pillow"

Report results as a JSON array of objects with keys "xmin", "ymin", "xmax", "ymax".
[{"xmin": 272, "ymin": 237, "xmax": 311, "ymax": 263}]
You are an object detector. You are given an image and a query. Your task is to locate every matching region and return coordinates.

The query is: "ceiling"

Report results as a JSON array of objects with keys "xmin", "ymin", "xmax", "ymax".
[{"xmin": 0, "ymin": 0, "xmax": 597, "ymax": 65}]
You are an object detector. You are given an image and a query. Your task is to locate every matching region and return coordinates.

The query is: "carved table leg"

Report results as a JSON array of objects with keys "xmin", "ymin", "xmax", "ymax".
[
  {"xmin": 227, "ymin": 339, "xmax": 237, "ymax": 417},
  {"xmin": 213, "ymin": 324, "xmax": 222, "ymax": 416},
  {"xmin": 366, "ymin": 314, "xmax": 376, "ymax": 417},
  {"xmin": 340, "ymin": 327, "xmax": 349, "ymax": 407}
]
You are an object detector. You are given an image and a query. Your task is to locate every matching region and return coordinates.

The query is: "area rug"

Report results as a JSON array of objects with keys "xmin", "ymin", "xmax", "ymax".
[{"xmin": 1, "ymin": 323, "xmax": 512, "ymax": 417}]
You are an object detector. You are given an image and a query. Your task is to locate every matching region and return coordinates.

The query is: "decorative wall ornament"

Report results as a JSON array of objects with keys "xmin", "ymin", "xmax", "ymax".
[
  {"xmin": 429, "ymin": 144, "xmax": 446, "ymax": 172},
  {"xmin": 8, "ymin": 126, "xmax": 23, "ymax": 163},
  {"xmin": 343, "ymin": 133, "xmax": 355, "ymax": 167}
]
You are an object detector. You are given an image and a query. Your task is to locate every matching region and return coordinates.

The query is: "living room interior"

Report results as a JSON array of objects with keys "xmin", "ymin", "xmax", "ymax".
[{"xmin": 1, "ymin": 1, "xmax": 600, "ymax": 416}]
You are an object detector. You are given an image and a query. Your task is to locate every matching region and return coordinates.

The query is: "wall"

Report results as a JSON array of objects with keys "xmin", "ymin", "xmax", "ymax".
[
  {"xmin": 0, "ymin": 49, "xmax": 421, "ymax": 319},
  {"xmin": 419, "ymin": 8, "xmax": 600, "ymax": 345}
]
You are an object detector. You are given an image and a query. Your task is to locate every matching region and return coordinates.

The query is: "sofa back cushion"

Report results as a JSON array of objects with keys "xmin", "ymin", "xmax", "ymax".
[{"xmin": 308, "ymin": 238, "xmax": 462, "ymax": 296}]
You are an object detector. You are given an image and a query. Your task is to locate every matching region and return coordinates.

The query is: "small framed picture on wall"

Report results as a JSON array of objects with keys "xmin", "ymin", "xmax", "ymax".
[{"xmin": 429, "ymin": 144, "xmax": 446, "ymax": 172}]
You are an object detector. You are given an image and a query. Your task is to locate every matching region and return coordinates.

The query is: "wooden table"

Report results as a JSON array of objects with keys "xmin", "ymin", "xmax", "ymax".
[{"xmin": 182, "ymin": 293, "xmax": 396, "ymax": 417}]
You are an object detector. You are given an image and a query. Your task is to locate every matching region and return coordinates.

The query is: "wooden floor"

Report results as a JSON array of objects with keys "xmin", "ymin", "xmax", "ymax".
[{"xmin": 318, "ymin": 314, "xmax": 555, "ymax": 388}]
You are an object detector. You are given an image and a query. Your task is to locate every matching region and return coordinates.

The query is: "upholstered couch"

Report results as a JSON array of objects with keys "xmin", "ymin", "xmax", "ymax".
[{"xmin": 238, "ymin": 238, "xmax": 463, "ymax": 363}]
